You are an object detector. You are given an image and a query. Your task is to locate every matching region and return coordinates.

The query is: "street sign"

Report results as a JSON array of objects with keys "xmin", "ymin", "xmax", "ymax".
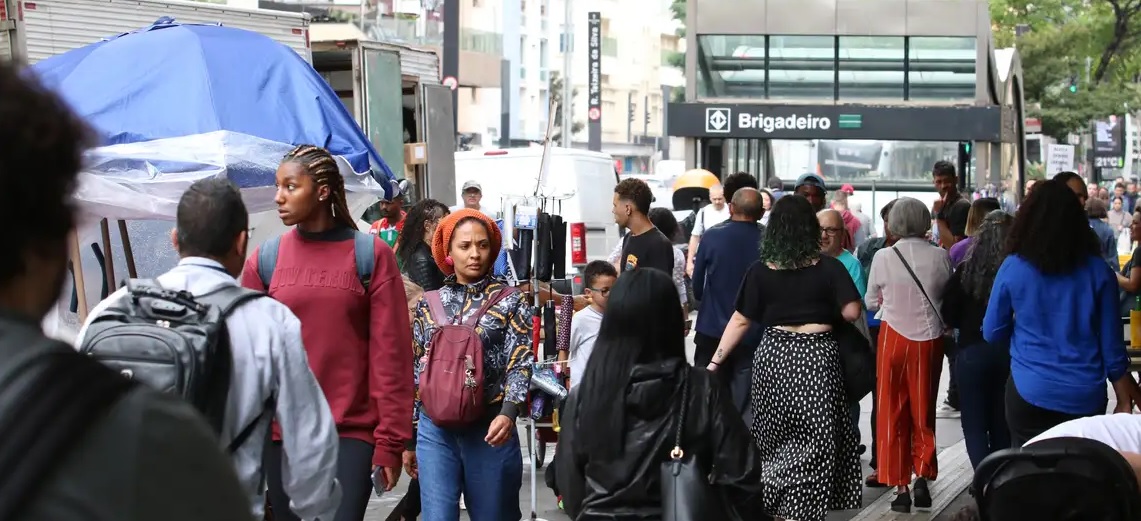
[
  {"xmin": 442, "ymin": 76, "xmax": 458, "ymax": 91},
  {"xmin": 588, "ymin": 106, "xmax": 601, "ymax": 121}
]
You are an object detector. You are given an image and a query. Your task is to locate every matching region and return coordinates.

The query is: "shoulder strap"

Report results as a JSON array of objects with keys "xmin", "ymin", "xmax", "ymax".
[
  {"xmin": 256, "ymin": 235, "xmax": 283, "ymax": 290},
  {"xmin": 198, "ymin": 284, "xmax": 266, "ymax": 317},
  {"xmin": 0, "ymin": 350, "xmax": 135, "ymax": 520},
  {"xmin": 463, "ymin": 287, "xmax": 519, "ymax": 328},
  {"xmin": 354, "ymin": 231, "xmax": 376, "ymax": 291},
  {"xmin": 226, "ymin": 396, "xmax": 275, "ymax": 453},
  {"xmin": 669, "ymin": 370, "xmax": 691, "ymax": 457},
  {"xmin": 424, "ymin": 290, "xmax": 449, "ymax": 325},
  {"xmin": 891, "ymin": 246, "xmax": 945, "ymax": 327}
]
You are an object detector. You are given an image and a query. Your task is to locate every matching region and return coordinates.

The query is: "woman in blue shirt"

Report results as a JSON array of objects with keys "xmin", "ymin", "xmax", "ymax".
[{"xmin": 983, "ymin": 179, "xmax": 1141, "ymax": 446}]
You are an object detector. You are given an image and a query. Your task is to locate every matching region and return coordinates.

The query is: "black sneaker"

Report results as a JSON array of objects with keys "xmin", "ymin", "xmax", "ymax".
[
  {"xmin": 891, "ymin": 490, "xmax": 912, "ymax": 513},
  {"xmin": 913, "ymin": 477, "xmax": 932, "ymax": 509}
]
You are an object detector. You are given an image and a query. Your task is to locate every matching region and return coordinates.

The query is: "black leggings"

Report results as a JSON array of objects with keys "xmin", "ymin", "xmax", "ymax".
[
  {"xmin": 1005, "ymin": 378, "xmax": 1103, "ymax": 447},
  {"xmin": 265, "ymin": 437, "xmax": 374, "ymax": 521}
]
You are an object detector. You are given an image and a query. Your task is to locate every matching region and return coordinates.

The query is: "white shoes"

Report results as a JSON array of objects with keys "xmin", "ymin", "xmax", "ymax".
[{"xmin": 459, "ymin": 495, "xmax": 466, "ymax": 510}]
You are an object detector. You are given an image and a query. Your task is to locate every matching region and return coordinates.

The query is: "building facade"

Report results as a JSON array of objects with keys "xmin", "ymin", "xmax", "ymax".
[{"xmin": 673, "ymin": 0, "xmax": 1025, "ymax": 193}]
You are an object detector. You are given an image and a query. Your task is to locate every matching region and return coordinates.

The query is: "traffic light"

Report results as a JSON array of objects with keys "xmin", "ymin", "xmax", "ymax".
[
  {"xmin": 1067, "ymin": 76, "xmax": 1079, "ymax": 93},
  {"xmin": 628, "ymin": 102, "xmax": 636, "ymax": 122},
  {"xmin": 645, "ymin": 111, "xmax": 651, "ymax": 126}
]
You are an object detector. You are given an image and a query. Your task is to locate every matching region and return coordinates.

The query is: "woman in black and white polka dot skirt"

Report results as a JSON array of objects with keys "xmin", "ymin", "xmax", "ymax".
[{"xmin": 707, "ymin": 194, "xmax": 863, "ymax": 521}]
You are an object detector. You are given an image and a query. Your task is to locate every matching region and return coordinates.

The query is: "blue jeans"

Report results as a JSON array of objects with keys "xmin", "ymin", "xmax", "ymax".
[
  {"xmin": 955, "ymin": 341, "xmax": 1011, "ymax": 468},
  {"xmin": 417, "ymin": 413, "xmax": 523, "ymax": 521}
]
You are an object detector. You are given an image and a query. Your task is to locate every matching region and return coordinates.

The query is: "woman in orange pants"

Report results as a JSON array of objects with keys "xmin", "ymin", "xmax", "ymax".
[{"xmin": 865, "ymin": 197, "xmax": 952, "ymax": 514}]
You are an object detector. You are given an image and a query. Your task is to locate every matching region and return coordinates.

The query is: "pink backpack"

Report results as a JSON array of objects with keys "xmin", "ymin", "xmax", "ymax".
[{"xmin": 420, "ymin": 288, "xmax": 519, "ymax": 427}]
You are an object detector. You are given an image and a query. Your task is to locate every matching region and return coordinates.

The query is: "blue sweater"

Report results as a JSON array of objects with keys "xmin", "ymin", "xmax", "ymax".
[
  {"xmin": 693, "ymin": 220, "xmax": 763, "ymax": 346},
  {"xmin": 982, "ymin": 254, "xmax": 1127, "ymax": 415}
]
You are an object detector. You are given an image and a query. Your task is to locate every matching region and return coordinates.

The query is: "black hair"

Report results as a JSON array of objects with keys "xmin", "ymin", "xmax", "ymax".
[
  {"xmin": 583, "ymin": 260, "xmax": 617, "ymax": 288},
  {"xmin": 1053, "ymin": 171, "xmax": 1082, "ymax": 186},
  {"xmin": 575, "ymin": 268, "xmax": 686, "ymax": 460},
  {"xmin": 722, "ymin": 171, "xmax": 759, "ymax": 201},
  {"xmin": 0, "ymin": 61, "xmax": 93, "ymax": 287},
  {"xmin": 395, "ymin": 198, "xmax": 449, "ymax": 269},
  {"xmin": 880, "ymin": 199, "xmax": 897, "ymax": 221},
  {"xmin": 614, "ymin": 178, "xmax": 653, "ymax": 215},
  {"xmin": 933, "ymin": 160, "xmax": 957, "ymax": 179},
  {"xmin": 648, "ymin": 207, "xmax": 682, "ymax": 243},
  {"xmin": 760, "ymin": 195, "xmax": 821, "ymax": 268},
  {"xmin": 766, "ymin": 176, "xmax": 784, "ymax": 191},
  {"xmin": 176, "ymin": 178, "xmax": 249, "ymax": 258},
  {"xmin": 282, "ymin": 145, "xmax": 357, "ymax": 231},
  {"xmin": 1007, "ymin": 179, "xmax": 1100, "ymax": 274}
]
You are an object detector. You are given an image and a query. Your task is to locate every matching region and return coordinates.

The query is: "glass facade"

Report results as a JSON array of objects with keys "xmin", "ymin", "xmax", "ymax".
[
  {"xmin": 838, "ymin": 36, "xmax": 905, "ymax": 100},
  {"xmin": 696, "ymin": 34, "xmax": 976, "ymax": 102},
  {"xmin": 770, "ymin": 139, "xmax": 958, "ymax": 187}
]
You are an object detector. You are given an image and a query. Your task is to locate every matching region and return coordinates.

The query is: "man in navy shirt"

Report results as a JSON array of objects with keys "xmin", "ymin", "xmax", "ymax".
[{"xmin": 692, "ymin": 187, "xmax": 766, "ymax": 421}]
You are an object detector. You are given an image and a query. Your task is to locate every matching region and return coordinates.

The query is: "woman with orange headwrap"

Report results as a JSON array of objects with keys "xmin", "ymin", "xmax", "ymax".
[{"xmin": 405, "ymin": 209, "xmax": 534, "ymax": 521}]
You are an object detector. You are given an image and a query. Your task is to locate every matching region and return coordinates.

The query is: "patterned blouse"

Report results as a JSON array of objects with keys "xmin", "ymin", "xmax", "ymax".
[{"xmin": 411, "ymin": 275, "xmax": 534, "ymax": 425}]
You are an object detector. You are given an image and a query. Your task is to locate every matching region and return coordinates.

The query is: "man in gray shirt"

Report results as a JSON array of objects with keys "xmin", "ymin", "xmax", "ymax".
[{"xmin": 0, "ymin": 61, "xmax": 252, "ymax": 520}]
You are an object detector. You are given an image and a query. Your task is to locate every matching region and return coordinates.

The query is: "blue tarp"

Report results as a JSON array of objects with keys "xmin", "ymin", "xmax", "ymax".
[{"xmin": 32, "ymin": 18, "xmax": 396, "ymax": 209}]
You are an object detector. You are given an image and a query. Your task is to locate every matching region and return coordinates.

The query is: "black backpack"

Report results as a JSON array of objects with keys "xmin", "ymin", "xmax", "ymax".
[{"xmin": 78, "ymin": 279, "xmax": 264, "ymax": 438}]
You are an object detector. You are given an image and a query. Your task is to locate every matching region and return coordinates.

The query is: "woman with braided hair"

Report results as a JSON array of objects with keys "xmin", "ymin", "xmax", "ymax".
[{"xmin": 241, "ymin": 144, "xmax": 415, "ymax": 521}]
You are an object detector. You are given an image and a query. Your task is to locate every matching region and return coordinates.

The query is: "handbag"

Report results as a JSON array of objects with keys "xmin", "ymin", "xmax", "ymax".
[
  {"xmin": 660, "ymin": 372, "xmax": 729, "ymax": 521},
  {"xmin": 835, "ymin": 309, "xmax": 875, "ymax": 403}
]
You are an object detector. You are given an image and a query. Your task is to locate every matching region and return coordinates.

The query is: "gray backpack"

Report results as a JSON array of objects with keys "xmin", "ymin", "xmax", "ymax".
[{"xmin": 78, "ymin": 280, "xmax": 265, "ymax": 448}]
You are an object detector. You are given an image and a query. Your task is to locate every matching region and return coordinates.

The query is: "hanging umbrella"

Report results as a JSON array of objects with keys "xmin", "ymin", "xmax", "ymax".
[{"xmin": 32, "ymin": 17, "xmax": 397, "ymax": 220}]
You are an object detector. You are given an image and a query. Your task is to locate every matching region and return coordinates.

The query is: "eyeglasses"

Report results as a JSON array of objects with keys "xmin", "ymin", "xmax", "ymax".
[
  {"xmin": 821, "ymin": 227, "xmax": 843, "ymax": 236},
  {"xmin": 587, "ymin": 287, "xmax": 611, "ymax": 296}
]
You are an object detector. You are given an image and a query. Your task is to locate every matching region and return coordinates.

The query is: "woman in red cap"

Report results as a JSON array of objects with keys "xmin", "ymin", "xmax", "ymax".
[{"xmin": 406, "ymin": 208, "xmax": 534, "ymax": 521}]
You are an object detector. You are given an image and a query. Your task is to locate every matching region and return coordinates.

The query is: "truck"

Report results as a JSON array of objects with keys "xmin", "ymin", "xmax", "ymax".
[
  {"xmin": 1, "ymin": 0, "xmax": 310, "ymax": 64},
  {"xmin": 311, "ymin": 36, "xmax": 455, "ymax": 205}
]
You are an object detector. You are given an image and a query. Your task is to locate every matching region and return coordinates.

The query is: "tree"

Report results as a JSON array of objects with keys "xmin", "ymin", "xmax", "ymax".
[
  {"xmin": 667, "ymin": 0, "xmax": 686, "ymax": 102},
  {"xmin": 548, "ymin": 71, "xmax": 584, "ymax": 143},
  {"xmin": 991, "ymin": 0, "xmax": 1141, "ymax": 139}
]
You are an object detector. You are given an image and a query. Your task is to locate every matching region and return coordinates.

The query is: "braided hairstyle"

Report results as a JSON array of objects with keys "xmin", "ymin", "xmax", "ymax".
[{"xmin": 282, "ymin": 144, "xmax": 358, "ymax": 231}]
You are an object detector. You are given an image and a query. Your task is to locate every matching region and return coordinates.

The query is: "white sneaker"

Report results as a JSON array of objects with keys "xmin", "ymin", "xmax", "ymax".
[
  {"xmin": 936, "ymin": 402, "xmax": 960, "ymax": 419},
  {"xmin": 459, "ymin": 495, "xmax": 466, "ymax": 510}
]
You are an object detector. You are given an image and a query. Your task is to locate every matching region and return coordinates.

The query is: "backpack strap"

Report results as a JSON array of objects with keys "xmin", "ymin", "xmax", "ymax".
[
  {"xmin": 226, "ymin": 396, "xmax": 276, "ymax": 454},
  {"xmin": 463, "ymin": 287, "xmax": 519, "ymax": 328},
  {"xmin": 424, "ymin": 290, "xmax": 450, "ymax": 325},
  {"xmin": 354, "ymin": 231, "xmax": 376, "ymax": 292},
  {"xmin": 198, "ymin": 285, "xmax": 266, "ymax": 317},
  {"xmin": 256, "ymin": 235, "xmax": 283, "ymax": 290},
  {"xmin": 0, "ymin": 348, "xmax": 135, "ymax": 520}
]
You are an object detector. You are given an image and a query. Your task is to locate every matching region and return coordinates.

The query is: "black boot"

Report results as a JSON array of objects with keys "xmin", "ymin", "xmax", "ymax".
[
  {"xmin": 891, "ymin": 490, "xmax": 912, "ymax": 513},
  {"xmin": 913, "ymin": 477, "xmax": 932, "ymax": 509}
]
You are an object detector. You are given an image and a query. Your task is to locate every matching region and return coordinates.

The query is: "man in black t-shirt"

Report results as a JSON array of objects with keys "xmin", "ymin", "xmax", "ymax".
[
  {"xmin": 613, "ymin": 178, "xmax": 675, "ymax": 274},
  {"xmin": 932, "ymin": 160, "xmax": 971, "ymax": 250}
]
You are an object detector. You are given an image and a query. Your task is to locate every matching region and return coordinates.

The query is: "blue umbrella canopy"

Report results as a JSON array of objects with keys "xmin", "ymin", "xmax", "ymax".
[{"xmin": 32, "ymin": 17, "xmax": 397, "ymax": 219}]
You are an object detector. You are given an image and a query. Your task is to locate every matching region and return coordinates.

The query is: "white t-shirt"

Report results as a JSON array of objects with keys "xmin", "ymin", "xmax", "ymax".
[
  {"xmin": 568, "ymin": 306, "xmax": 604, "ymax": 389},
  {"xmin": 691, "ymin": 204, "xmax": 730, "ymax": 237},
  {"xmin": 1027, "ymin": 413, "xmax": 1141, "ymax": 453}
]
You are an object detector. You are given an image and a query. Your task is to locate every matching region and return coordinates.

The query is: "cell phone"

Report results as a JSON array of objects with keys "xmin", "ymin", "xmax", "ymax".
[{"xmin": 371, "ymin": 466, "xmax": 387, "ymax": 497}]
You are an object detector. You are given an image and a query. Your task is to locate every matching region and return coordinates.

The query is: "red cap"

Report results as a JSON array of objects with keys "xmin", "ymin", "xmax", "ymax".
[{"xmin": 840, "ymin": 183, "xmax": 855, "ymax": 194}]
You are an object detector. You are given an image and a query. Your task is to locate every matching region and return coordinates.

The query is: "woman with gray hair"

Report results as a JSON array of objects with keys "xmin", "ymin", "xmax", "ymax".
[
  {"xmin": 865, "ymin": 197, "xmax": 953, "ymax": 513},
  {"xmin": 941, "ymin": 210, "xmax": 1014, "ymax": 469}
]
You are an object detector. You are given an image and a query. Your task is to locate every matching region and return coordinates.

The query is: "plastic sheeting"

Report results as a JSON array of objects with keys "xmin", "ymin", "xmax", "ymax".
[{"xmin": 77, "ymin": 131, "xmax": 385, "ymax": 221}]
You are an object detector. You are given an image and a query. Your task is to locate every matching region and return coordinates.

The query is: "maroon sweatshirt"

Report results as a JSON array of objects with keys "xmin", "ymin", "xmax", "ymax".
[{"xmin": 241, "ymin": 227, "xmax": 414, "ymax": 468}]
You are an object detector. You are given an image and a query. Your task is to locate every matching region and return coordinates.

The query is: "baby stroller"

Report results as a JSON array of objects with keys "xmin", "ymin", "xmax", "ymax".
[{"xmin": 972, "ymin": 437, "xmax": 1141, "ymax": 521}]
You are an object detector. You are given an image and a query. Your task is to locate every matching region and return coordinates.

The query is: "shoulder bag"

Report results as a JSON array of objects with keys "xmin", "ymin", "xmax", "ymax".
[{"xmin": 660, "ymin": 371, "xmax": 728, "ymax": 521}]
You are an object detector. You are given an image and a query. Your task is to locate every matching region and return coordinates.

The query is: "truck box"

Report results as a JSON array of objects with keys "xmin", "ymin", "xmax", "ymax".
[{"xmin": 1, "ymin": 0, "xmax": 310, "ymax": 64}]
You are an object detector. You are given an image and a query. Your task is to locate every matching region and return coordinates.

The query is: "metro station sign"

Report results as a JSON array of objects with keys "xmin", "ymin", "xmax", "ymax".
[{"xmin": 669, "ymin": 103, "xmax": 1005, "ymax": 142}]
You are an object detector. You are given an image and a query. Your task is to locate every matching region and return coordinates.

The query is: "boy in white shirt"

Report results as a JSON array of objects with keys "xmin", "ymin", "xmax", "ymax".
[{"xmin": 566, "ymin": 261, "xmax": 617, "ymax": 389}]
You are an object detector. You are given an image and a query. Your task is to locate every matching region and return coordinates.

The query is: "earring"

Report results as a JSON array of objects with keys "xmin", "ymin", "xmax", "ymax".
[{"xmin": 445, "ymin": 255, "xmax": 454, "ymax": 266}]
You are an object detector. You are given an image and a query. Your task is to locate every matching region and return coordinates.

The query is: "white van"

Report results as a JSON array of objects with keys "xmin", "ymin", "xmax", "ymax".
[{"xmin": 453, "ymin": 147, "xmax": 621, "ymax": 290}]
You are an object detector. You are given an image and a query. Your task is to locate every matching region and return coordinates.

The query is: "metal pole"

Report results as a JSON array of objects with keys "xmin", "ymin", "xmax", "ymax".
[
  {"xmin": 444, "ymin": 0, "xmax": 460, "ymax": 135},
  {"xmin": 561, "ymin": 0, "xmax": 573, "ymax": 148}
]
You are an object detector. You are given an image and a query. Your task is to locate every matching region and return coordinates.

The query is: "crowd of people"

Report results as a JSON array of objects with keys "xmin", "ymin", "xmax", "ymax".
[{"xmin": 6, "ymin": 58, "xmax": 1141, "ymax": 521}]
